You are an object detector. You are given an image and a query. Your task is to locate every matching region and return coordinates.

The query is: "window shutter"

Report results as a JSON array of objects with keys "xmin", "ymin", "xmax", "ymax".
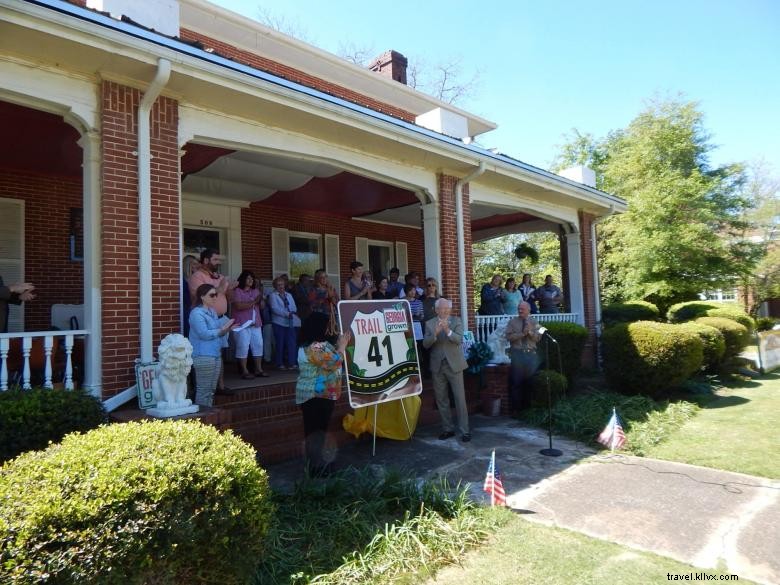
[
  {"xmin": 0, "ymin": 199, "xmax": 24, "ymax": 332},
  {"xmin": 271, "ymin": 228, "xmax": 289, "ymax": 278},
  {"xmin": 395, "ymin": 241, "xmax": 408, "ymax": 276},
  {"xmin": 325, "ymin": 234, "xmax": 340, "ymax": 293},
  {"xmin": 354, "ymin": 237, "xmax": 369, "ymax": 266}
]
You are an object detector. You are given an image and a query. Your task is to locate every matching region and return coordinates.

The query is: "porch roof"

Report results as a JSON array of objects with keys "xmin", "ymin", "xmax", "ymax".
[{"xmin": 7, "ymin": 0, "xmax": 627, "ymax": 216}]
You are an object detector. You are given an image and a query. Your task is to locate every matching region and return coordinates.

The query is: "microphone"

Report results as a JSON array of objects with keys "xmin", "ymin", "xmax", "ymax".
[{"xmin": 538, "ymin": 326, "xmax": 558, "ymax": 343}]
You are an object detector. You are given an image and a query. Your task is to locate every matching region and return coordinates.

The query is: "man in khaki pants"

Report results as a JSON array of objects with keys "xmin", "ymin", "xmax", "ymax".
[{"xmin": 423, "ymin": 298, "xmax": 471, "ymax": 442}]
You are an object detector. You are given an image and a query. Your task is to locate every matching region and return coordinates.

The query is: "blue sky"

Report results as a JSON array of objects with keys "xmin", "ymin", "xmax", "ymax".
[{"xmin": 209, "ymin": 0, "xmax": 780, "ymax": 174}]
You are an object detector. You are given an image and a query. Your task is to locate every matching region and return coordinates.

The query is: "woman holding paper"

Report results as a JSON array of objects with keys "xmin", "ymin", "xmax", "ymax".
[{"xmin": 231, "ymin": 270, "xmax": 268, "ymax": 379}]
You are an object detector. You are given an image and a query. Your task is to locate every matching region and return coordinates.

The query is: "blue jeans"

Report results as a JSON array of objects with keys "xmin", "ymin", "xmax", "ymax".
[{"xmin": 272, "ymin": 323, "xmax": 297, "ymax": 367}]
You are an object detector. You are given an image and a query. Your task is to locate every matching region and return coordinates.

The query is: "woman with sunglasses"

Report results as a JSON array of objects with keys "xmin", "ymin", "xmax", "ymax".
[{"xmin": 189, "ymin": 283, "xmax": 236, "ymax": 406}]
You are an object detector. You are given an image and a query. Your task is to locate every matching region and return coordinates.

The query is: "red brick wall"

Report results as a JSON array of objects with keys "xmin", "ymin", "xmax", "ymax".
[
  {"xmin": 0, "ymin": 168, "xmax": 84, "ymax": 331},
  {"xmin": 240, "ymin": 205, "xmax": 424, "ymax": 284},
  {"xmin": 579, "ymin": 211, "xmax": 597, "ymax": 366},
  {"xmin": 437, "ymin": 174, "xmax": 475, "ymax": 328},
  {"xmin": 100, "ymin": 81, "xmax": 180, "ymax": 397},
  {"xmin": 179, "ymin": 29, "xmax": 416, "ymax": 124}
]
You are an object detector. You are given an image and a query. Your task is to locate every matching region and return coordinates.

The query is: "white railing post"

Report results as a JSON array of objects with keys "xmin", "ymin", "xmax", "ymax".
[
  {"xmin": 0, "ymin": 338, "xmax": 8, "ymax": 391},
  {"xmin": 43, "ymin": 335, "xmax": 54, "ymax": 389},
  {"xmin": 64, "ymin": 334, "xmax": 74, "ymax": 391},
  {"xmin": 22, "ymin": 336, "xmax": 32, "ymax": 390}
]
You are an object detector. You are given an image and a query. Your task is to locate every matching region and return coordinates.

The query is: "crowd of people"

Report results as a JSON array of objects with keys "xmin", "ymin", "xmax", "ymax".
[{"xmin": 478, "ymin": 273, "xmax": 564, "ymax": 315}]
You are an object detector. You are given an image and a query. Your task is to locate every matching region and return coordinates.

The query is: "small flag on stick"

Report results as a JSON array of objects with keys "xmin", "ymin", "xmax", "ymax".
[
  {"xmin": 597, "ymin": 407, "xmax": 626, "ymax": 451},
  {"xmin": 483, "ymin": 450, "xmax": 507, "ymax": 507}
]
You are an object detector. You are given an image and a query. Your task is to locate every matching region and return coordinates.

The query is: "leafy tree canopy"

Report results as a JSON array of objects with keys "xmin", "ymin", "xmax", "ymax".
[{"xmin": 552, "ymin": 97, "xmax": 763, "ymax": 311}]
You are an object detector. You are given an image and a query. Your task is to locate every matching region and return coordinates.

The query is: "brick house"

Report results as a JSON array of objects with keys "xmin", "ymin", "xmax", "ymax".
[{"xmin": 0, "ymin": 0, "xmax": 626, "ymax": 460}]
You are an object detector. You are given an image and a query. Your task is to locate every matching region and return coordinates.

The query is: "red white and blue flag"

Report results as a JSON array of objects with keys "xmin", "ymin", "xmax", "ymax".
[
  {"xmin": 597, "ymin": 407, "xmax": 627, "ymax": 451},
  {"xmin": 483, "ymin": 450, "xmax": 507, "ymax": 507}
]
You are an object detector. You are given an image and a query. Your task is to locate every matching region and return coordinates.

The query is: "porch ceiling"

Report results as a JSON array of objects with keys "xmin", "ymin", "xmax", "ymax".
[
  {"xmin": 182, "ymin": 143, "xmax": 421, "ymax": 223},
  {"xmin": 470, "ymin": 202, "xmax": 558, "ymax": 241},
  {"xmin": 0, "ymin": 100, "xmax": 82, "ymax": 177}
]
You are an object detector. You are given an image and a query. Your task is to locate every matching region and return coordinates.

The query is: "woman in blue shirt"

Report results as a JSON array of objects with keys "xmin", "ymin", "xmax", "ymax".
[{"xmin": 189, "ymin": 284, "xmax": 235, "ymax": 406}]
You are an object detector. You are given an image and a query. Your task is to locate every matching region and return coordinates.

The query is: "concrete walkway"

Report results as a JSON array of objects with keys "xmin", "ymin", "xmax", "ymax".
[{"xmin": 264, "ymin": 414, "xmax": 779, "ymax": 585}]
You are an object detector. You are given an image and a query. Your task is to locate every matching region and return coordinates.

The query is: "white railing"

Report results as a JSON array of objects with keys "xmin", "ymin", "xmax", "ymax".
[
  {"xmin": 474, "ymin": 314, "xmax": 578, "ymax": 347},
  {"xmin": 0, "ymin": 330, "xmax": 87, "ymax": 391}
]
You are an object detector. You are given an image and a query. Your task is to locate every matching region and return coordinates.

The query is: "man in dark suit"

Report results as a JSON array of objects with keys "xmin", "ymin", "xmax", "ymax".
[
  {"xmin": 422, "ymin": 298, "xmax": 471, "ymax": 442},
  {"xmin": 0, "ymin": 276, "xmax": 35, "ymax": 333}
]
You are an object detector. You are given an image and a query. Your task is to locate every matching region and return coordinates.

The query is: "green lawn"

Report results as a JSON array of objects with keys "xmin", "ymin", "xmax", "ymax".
[
  {"xmin": 425, "ymin": 512, "xmax": 752, "ymax": 585},
  {"xmin": 643, "ymin": 374, "xmax": 780, "ymax": 478}
]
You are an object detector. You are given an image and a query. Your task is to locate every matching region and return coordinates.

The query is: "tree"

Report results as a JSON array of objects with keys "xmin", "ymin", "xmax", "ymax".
[
  {"xmin": 553, "ymin": 97, "xmax": 762, "ymax": 312},
  {"xmin": 738, "ymin": 161, "xmax": 780, "ymax": 312}
]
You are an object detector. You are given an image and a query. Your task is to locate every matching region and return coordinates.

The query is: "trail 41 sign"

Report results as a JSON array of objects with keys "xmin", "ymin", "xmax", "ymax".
[{"xmin": 338, "ymin": 300, "xmax": 422, "ymax": 408}]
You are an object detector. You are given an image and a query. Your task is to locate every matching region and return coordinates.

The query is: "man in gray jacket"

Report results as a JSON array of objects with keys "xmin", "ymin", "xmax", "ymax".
[{"xmin": 423, "ymin": 298, "xmax": 471, "ymax": 442}]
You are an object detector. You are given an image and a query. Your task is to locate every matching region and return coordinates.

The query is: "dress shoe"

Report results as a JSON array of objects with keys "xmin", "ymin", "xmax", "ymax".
[
  {"xmin": 438, "ymin": 431, "xmax": 455, "ymax": 440},
  {"xmin": 460, "ymin": 433, "xmax": 471, "ymax": 443}
]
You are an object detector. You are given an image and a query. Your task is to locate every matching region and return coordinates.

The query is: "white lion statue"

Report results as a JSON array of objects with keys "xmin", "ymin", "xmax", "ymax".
[
  {"xmin": 150, "ymin": 333, "xmax": 196, "ymax": 414},
  {"xmin": 486, "ymin": 320, "xmax": 510, "ymax": 364}
]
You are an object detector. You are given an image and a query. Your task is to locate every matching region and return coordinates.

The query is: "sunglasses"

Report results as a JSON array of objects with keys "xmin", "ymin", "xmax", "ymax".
[
  {"xmin": 427, "ymin": 284, "xmax": 437, "ymax": 288},
  {"xmin": 207, "ymin": 292, "xmax": 218, "ymax": 298}
]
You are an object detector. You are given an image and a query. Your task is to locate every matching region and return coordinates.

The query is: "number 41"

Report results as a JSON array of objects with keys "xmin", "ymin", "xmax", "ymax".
[{"xmin": 367, "ymin": 335, "xmax": 394, "ymax": 367}]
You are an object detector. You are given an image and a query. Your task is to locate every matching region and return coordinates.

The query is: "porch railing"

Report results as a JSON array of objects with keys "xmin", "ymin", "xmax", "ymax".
[
  {"xmin": 0, "ymin": 330, "xmax": 87, "ymax": 391},
  {"xmin": 474, "ymin": 314, "xmax": 578, "ymax": 348}
]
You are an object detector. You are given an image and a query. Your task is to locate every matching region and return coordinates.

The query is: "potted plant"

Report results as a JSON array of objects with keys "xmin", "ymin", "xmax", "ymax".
[
  {"xmin": 466, "ymin": 342, "xmax": 501, "ymax": 416},
  {"xmin": 514, "ymin": 243, "xmax": 539, "ymax": 264}
]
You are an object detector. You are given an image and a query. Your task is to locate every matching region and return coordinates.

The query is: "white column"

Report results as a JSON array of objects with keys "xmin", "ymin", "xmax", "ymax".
[
  {"xmin": 78, "ymin": 130, "xmax": 102, "ymax": 397},
  {"xmin": 565, "ymin": 231, "xmax": 585, "ymax": 325},
  {"xmin": 422, "ymin": 202, "xmax": 442, "ymax": 291}
]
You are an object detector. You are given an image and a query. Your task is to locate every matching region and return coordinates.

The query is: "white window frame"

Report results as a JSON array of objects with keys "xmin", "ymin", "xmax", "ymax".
[
  {"xmin": 367, "ymin": 239, "xmax": 394, "ymax": 277},
  {"xmin": 288, "ymin": 230, "xmax": 322, "ymax": 279}
]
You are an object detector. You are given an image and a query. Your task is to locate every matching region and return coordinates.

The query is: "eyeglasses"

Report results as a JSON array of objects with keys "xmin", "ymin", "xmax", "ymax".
[{"xmin": 207, "ymin": 292, "xmax": 218, "ymax": 298}]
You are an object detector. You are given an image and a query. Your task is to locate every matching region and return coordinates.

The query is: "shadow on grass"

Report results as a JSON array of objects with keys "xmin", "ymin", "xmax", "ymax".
[
  {"xmin": 701, "ymin": 394, "xmax": 750, "ymax": 409},
  {"xmin": 253, "ymin": 465, "xmax": 464, "ymax": 585}
]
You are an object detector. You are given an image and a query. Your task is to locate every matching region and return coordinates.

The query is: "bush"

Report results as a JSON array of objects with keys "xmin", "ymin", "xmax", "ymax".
[
  {"xmin": 602, "ymin": 300, "xmax": 660, "ymax": 326},
  {"xmin": 0, "ymin": 387, "xmax": 106, "ymax": 463},
  {"xmin": 0, "ymin": 420, "xmax": 273, "ymax": 585},
  {"xmin": 529, "ymin": 369, "xmax": 568, "ymax": 408},
  {"xmin": 705, "ymin": 308, "xmax": 755, "ymax": 332},
  {"xmin": 756, "ymin": 317, "xmax": 779, "ymax": 332},
  {"xmin": 602, "ymin": 321, "xmax": 703, "ymax": 398},
  {"xmin": 537, "ymin": 321, "xmax": 589, "ymax": 379},
  {"xmin": 667, "ymin": 300, "xmax": 754, "ymax": 331},
  {"xmin": 677, "ymin": 322, "xmax": 726, "ymax": 371},
  {"xmin": 694, "ymin": 317, "xmax": 750, "ymax": 360}
]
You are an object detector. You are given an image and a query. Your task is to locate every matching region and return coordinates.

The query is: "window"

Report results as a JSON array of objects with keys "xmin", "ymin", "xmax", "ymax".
[
  {"xmin": 368, "ymin": 242, "xmax": 394, "ymax": 279},
  {"xmin": 289, "ymin": 233, "xmax": 321, "ymax": 279}
]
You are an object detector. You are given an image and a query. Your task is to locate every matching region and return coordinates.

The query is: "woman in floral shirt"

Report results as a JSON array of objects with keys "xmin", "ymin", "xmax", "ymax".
[{"xmin": 295, "ymin": 312, "xmax": 350, "ymax": 476}]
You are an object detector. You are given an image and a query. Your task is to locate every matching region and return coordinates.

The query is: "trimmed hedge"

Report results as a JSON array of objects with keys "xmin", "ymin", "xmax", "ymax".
[
  {"xmin": 667, "ymin": 300, "xmax": 754, "ymax": 331},
  {"xmin": 677, "ymin": 322, "xmax": 726, "ymax": 371},
  {"xmin": 694, "ymin": 317, "xmax": 750, "ymax": 360},
  {"xmin": 0, "ymin": 420, "xmax": 273, "ymax": 585},
  {"xmin": 602, "ymin": 300, "xmax": 660, "ymax": 326},
  {"xmin": 602, "ymin": 321, "xmax": 704, "ymax": 398},
  {"xmin": 537, "ymin": 321, "xmax": 589, "ymax": 379},
  {"xmin": 756, "ymin": 317, "xmax": 779, "ymax": 332},
  {"xmin": 530, "ymin": 369, "xmax": 568, "ymax": 408},
  {"xmin": 0, "ymin": 387, "xmax": 106, "ymax": 463}
]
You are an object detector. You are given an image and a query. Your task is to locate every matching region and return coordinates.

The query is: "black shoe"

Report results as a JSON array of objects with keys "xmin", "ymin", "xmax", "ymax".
[
  {"xmin": 461, "ymin": 433, "xmax": 471, "ymax": 443},
  {"xmin": 438, "ymin": 431, "xmax": 455, "ymax": 440},
  {"xmin": 215, "ymin": 387, "xmax": 235, "ymax": 396}
]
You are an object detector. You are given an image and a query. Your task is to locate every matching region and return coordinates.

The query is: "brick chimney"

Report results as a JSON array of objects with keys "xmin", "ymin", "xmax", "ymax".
[{"xmin": 368, "ymin": 50, "xmax": 408, "ymax": 85}]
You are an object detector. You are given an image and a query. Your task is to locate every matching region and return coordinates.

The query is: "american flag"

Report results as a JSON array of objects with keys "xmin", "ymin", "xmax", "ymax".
[
  {"xmin": 597, "ymin": 407, "xmax": 627, "ymax": 451},
  {"xmin": 483, "ymin": 450, "xmax": 507, "ymax": 506}
]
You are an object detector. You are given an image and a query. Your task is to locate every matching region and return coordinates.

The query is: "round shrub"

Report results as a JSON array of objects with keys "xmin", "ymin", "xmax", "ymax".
[
  {"xmin": 694, "ymin": 317, "xmax": 750, "ymax": 360},
  {"xmin": 705, "ymin": 308, "xmax": 755, "ymax": 332},
  {"xmin": 602, "ymin": 300, "xmax": 660, "ymax": 326},
  {"xmin": 0, "ymin": 387, "xmax": 106, "ymax": 463},
  {"xmin": 0, "ymin": 420, "xmax": 273, "ymax": 585},
  {"xmin": 537, "ymin": 321, "xmax": 589, "ymax": 379},
  {"xmin": 756, "ymin": 317, "xmax": 779, "ymax": 332},
  {"xmin": 602, "ymin": 321, "xmax": 704, "ymax": 398},
  {"xmin": 677, "ymin": 322, "xmax": 726, "ymax": 371},
  {"xmin": 530, "ymin": 369, "xmax": 568, "ymax": 408},
  {"xmin": 666, "ymin": 301, "xmax": 724, "ymax": 323}
]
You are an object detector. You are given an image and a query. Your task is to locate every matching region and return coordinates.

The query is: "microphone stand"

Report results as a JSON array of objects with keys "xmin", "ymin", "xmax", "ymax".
[{"xmin": 539, "ymin": 326, "xmax": 563, "ymax": 457}]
